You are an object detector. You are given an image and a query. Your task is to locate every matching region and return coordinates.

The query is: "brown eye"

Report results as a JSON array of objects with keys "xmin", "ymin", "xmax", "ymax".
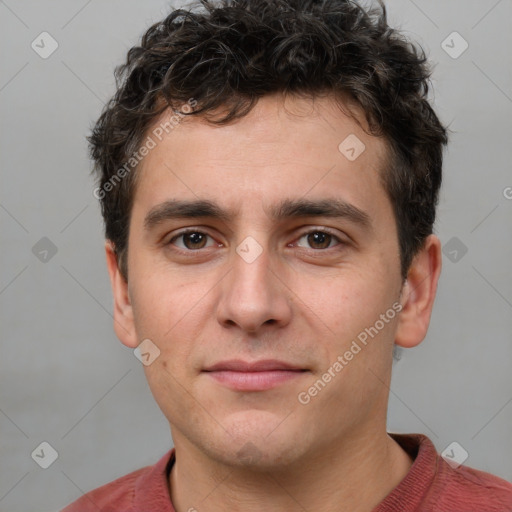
[
  {"xmin": 297, "ymin": 231, "xmax": 339, "ymax": 250},
  {"xmin": 308, "ymin": 232, "xmax": 331, "ymax": 249},
  {"xmin": 171, "ymin": 231, "xmax": 214, "ymax": 250},
  {"xmin": 183, "ymin": 232, "xmax": 207, "ymax": 249}
]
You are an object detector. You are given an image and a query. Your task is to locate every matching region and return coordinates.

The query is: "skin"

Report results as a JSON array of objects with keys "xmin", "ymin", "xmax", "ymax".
[{"xmin": 106, "ymin": 93, "xmax": 442, "ymax": 512}]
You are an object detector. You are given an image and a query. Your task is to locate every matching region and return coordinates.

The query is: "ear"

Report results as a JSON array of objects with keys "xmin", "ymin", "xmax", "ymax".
[
  {"xmin": 395, "ymin": 234, "xmax": 442, "ymax": 348},
  {"xmin": 105, "ymin": 240, "xmax": 138, "ymax": 348}
]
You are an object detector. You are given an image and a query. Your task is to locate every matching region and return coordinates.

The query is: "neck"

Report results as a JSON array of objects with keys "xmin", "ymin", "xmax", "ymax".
[{"xmin": 169, "ymin": 427, "xmax": 413, "ymax": 512}]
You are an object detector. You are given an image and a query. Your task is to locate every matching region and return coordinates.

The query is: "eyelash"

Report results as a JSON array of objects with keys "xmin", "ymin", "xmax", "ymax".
[
  {"xmin": 167, "ymin": 227, "xmax": 345, "ymax": 252},
  {"xmin": 168, "ymin": 229, "xmax": 220, "ymax": 251},
  {"xmin": 295, "ymin": 229, "xmax": 343, "ymax": 250}
]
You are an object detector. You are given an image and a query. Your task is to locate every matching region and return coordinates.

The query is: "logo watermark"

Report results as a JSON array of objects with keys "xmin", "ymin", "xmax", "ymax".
[
  {"xmin": 298, "ymin": 302, "xmax": 402, "ymax": 405},
  {"xmin": 93, "ymin": 98, "xmax": 197, "ymax": 200}
]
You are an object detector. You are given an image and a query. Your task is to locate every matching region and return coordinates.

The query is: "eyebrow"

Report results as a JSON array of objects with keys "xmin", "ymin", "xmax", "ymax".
[
  {"xmin": 269, "ymin": 198, "xmax": 371, "ymax": 228},
  {"xmin": 143, "ymin": 198, "xmax": 371, "ymax": 231},
  {"xmin": 144, "ymin": 199, "xmax": 232, "ymax": 229}
]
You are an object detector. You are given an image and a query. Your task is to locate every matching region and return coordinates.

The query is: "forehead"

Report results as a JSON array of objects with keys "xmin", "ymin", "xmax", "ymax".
[{"xmin": 132, "ymin": 94, "xmax": 391, "ymax": 223}]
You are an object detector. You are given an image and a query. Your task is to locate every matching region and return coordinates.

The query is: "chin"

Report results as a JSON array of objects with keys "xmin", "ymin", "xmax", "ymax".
[
  {"xmin": 201, "ymin": 410, "xmax": 308, "ymax": 470},
  {"xmin": 211, "ymin": 441, "xmax": 305, "ymax": 472}
]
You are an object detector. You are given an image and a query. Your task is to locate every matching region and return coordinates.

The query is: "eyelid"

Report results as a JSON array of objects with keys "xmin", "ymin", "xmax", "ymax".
[
  {"xmin": 292, "ymin": 227, "xmax": 347, "ymax": 247},
  {"xmin": 167, "ymin": 228, "xmax": 220, "ymax": 249},
  {"xmin": 165, "ymin": 226, "xmax": 348, "ymax": 251}
]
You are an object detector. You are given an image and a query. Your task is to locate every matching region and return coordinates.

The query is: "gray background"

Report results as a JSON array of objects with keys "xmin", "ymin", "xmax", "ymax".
[{"xmin": 1, "ymin": 0, "xmax": 511, "ymax": 510}]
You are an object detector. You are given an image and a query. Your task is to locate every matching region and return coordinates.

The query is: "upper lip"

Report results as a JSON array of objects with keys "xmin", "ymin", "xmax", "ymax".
[{"xmin": 203, "ymin": 359, "xmax": 305, "ymax": 372}]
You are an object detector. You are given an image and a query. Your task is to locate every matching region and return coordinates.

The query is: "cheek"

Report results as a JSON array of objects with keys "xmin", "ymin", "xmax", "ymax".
[
  {"xmin": 291, "ymin": 270, "xmax": 388, "ymax": 336},
  {"xmin": 292, "ymin": 272, "xmax": 400, "ymax": 387},
  {"xmin": 143, "ymin": 356, "xmax": 205, "ymax": 428},
  {"xmin": 130, "ymin": 272, "xmax": 216, "ymax": 368},
  {"xmin": 131, "ymin": 267, "xmax": 191, "ymax": 325}
]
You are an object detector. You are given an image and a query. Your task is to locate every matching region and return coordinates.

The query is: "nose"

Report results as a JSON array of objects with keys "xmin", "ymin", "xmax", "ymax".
[{"xmin": 216, "ymin": 242, "xmax": 293, "ymax": 334}]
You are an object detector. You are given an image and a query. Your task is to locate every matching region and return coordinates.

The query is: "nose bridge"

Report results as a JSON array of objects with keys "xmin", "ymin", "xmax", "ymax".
[
  {"xmin": 216, "ymin": 236, "xmax": 291, "ymax": 332},
  {"xmin": 234, "ymin": 239, "xmax": 272, "ymax": 294}
]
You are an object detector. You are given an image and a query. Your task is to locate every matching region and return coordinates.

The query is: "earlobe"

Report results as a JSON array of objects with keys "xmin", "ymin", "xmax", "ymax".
[
  {"xmin": 105, "ymin": 241, "xmax": 139, "ymax": 348},
  {"xmin": 394, "ymin": 235, "xmax": 442, "ymax": 348}
]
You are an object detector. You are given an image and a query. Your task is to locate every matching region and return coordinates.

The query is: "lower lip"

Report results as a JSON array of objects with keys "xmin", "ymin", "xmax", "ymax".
[{"xmin": 204, "ymin": 370, "xmax": 306, "ymax": 391}]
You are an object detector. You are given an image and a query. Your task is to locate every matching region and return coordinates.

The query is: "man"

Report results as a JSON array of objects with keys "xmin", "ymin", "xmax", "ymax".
[{"xmin": 63, "ymin": 0, "xmax": 512, "ymax": 510}]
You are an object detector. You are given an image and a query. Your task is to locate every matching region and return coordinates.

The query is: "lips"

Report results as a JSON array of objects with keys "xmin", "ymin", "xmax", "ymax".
[
  {"xmin": 203, "ymin": 359, "xmax": 304, "ymax": 372},
  {"xmin": 202, "ymin": 359, "xmax": 307, "ymax": 391}
]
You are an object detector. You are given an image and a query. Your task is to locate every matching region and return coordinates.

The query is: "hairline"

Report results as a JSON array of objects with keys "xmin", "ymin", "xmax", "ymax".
[{"xmin": 115, "ymin": 92, "xmax": 406, "ymax": 280}]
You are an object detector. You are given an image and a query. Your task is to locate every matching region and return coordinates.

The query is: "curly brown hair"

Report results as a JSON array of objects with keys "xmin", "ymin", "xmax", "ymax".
[{"xmin": 89, "ymin": 0, "xmax": 448, "ymax": 280}]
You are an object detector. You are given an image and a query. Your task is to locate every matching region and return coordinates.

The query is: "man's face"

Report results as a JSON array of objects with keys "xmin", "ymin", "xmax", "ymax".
[{"xmin": 122, "ymin": 95, "xmax": 405, "ymax": 467}]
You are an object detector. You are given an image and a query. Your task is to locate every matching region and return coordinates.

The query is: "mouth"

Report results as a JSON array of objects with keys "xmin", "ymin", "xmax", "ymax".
[{"xmin": 202, "ymin": 359, "xmax": 309, "ymax": 391}]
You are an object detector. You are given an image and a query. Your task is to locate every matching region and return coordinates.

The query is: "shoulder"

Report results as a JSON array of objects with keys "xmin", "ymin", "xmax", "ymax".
[
  {"xmin": 60, "ymin": 466, "xmax": 144, "ymax": 511},
  {"xmin": 433, "ymin": 459, "xmax": 512, "ymax": 512},
  {"xmin": 60, "ymin": 450, "xmax": 174, "ymax": 512},
  {"xmin": 384, "ymin": 434, "xmax": 512, "ymax": 512}
]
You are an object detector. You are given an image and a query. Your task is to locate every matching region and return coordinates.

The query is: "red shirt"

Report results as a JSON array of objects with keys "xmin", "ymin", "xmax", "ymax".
[{"xmin": 61, "ymin": 433, "xmax": 512, "ymax": 511}]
